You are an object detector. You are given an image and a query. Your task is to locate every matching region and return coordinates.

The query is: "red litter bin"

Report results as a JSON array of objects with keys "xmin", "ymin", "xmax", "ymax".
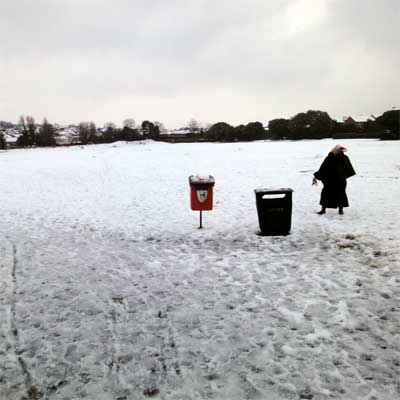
[{"xmin": 189, "ymin": 175, "xmax": 215, "ymax": 228}]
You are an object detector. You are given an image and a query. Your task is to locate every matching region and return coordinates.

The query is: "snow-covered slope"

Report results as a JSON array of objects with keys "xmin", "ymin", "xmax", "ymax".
[{"xmin": 0, "ymin": 139, "xmax": 399, "ymax": 399}]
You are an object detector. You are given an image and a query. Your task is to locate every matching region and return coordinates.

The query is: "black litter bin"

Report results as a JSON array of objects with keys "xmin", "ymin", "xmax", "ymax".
[{"xmin": 255, "ymin": 188, "xmax": 293, "ymax": 236}]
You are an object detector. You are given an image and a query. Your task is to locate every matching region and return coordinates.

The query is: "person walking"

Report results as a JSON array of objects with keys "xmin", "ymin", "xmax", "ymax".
[{"xmin": 312, "ymin": 145, "xmax": 356, "ymax": 215}]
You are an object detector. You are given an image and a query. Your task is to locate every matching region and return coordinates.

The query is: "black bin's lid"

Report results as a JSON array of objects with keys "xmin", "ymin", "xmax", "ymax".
[
  {"xmin": 189, "ymin": 175, "xmax": 215, "ymax": 186},
  {"xmin": 254, "ymin": 188, "xmax": 293, "ymax": 194}
]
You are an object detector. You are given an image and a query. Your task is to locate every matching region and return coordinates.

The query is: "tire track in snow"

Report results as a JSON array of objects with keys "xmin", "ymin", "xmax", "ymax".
[
  {"xmin": 139, "ymin": 305, "xmax": 183, "ymax": 398},
  {"xmin": 105, "ymin": 295, "xmax": 185, "ymax": 398},
  {"xmin": 9, "ymin": 243, "xmax": 43, "ymax": 400},
  {"xmin": 0, "ymin": 239, "xmax": 19, "ymax": 397},
  {"xmin": 106, "ymin": 296, "xmax": 131, "ymax": 397}
]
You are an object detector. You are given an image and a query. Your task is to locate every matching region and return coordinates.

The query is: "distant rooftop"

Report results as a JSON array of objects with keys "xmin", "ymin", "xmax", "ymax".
[{"xmin": 343, "ymin": 114, "xmax": 375, "ymax": 123}]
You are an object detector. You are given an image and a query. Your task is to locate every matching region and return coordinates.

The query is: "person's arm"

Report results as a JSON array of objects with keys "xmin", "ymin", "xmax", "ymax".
[
  {"xmin": 314, "ymin": 156, "xmax": 329, "ymax": 181},
  {"xmin": 344, "ymin": 156, "xmax": 356, "ymax": 178}
]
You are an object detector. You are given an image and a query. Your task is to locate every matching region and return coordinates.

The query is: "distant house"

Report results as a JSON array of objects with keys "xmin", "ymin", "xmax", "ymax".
[
  {"xmin": 5, "ymin": 135, "xmax": 19, "ymax": 149},
  {"xmin": 54, "ymin": 135, "xmax": 71, "ymax": 145},
  {"xmin": 332, "ymin": 114, "xmax": 380, "ymax": 139},
  {"xmin": 158, "ymin": 128, "xmax": 207, "ymax": 143},
  {"xmin": 2, "ymin": 128, "xmax": 20, "ymax": 148},
  {"xmin": 166, "ymin": 128, "xmax": 192, "ymax": 136},
  {"xmin": 56, "ymin": 125, "xmax": 80, "ymax": 144},
  {"xmin": 342, "ymin": 115, "xmax": 375, "ymax": 129}
]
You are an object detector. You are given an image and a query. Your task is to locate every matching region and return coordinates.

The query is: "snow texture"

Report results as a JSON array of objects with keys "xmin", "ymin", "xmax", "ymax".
[{"xmin": 0, "ymin": 139, "xmax": 399, "ymax": 400}]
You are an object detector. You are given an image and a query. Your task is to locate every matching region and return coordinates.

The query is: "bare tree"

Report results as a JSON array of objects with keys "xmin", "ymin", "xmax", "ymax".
[
  {"xmin": 0, "ymin": 132, "xmax": 6, "ymax": 150},
  {"xmin": 104, "ymin": 122, "xmax": 117, "ymax": 130},
  {"xmin": 17, "ymin": 115, "xmax": 36, "ymax": 147},
  {"xmin": 103, "ymin": 122, "xmax": 117, "ymax": 143},
  {"xmin": 17, "ymin": 116, "xmax": 28, "ymax": 147},
  {"xmin": 188, "ymin": 118, "xmax": 201, "ymax": 134},
  {"xmin": 78, "ymin": 122, "xmax": 91, "ymax": 144},
  {"xmin": 26, "ymin": 116, "xmax": 37, "ymax": 145},
  {"xmin": 154, "ymin": 121, "xmax": 167, "ymax": 134},
  {"xmin": 37, "ymin": 118, "xmax": 56, "ymax": 146},
  {"xmin": 88, "ymin": 122, "xmax": 97, "ymax": 143},
  {"xmin": 141, "ymin": 121, "xmax": 160, "ymax": 139},
  {"xmin": 123, "ymin": 118, "xmax": 136, "ymax": 129},
  {"xmin": 203, "ymin": 122, "xmax": 212, "ymax": 131}
]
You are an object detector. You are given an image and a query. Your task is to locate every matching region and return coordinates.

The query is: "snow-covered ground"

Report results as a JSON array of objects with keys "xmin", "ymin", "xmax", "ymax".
[{"xmin": 0, "ymin": 139, "xmax": 399, "ymax": 400}]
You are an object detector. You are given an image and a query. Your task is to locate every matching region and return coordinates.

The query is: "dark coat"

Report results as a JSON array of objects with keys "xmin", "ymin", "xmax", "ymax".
[{"xmin": 314, "ymin": 152, "xmax": 356, "ymax": 208}]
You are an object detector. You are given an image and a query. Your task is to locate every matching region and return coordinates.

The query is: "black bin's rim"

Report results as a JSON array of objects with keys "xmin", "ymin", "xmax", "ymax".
[{"xmin": 254, "ymin": 188, "xmax": 293, "ymax": 194}]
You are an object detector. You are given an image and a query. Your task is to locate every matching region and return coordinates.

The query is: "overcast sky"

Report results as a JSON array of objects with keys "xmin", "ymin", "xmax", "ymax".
[{"xmin": 1, "ymin": 0, "xmax": 399, "ymax": 128}]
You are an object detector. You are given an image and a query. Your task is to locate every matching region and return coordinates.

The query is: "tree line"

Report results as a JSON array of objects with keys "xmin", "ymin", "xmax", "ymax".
[
  {"xmin": 182, "ymin": 119, "xmax": 266, "ymax": 141},
  {"xmin": 184, "ymin": 108, "xmax": 399, "ymax": 142},
  {"xmin": 77, "ymin": 120, "xmax": 161, "ymax": 145},
  {"xmin": 15, "ymin": 116, "xmax": 57, "ymax": 147},
  {"xmin": 267, "ymin": 109, "xmax": 399, "ymax": 140},
  {"xmin": 178, "ymin": 109, "xmax": 399, "ymax": 141},
  {"xmin": 0, "ymin": 117, "xmax": 163, "ymax": 149},
  {"xmin": 1, "ymin": 108, "xmax": 398, "ymax": 150}
]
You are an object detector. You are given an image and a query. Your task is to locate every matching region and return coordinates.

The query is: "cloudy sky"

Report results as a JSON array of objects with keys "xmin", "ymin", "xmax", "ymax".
[{"xmin": 1, "ymin": 0, "xmax": 399, "ymax": 128}]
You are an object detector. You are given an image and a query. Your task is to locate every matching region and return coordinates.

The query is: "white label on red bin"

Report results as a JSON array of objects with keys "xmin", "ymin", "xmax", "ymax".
[{"xmin": 196, "ymin": 189, "xmax": 208, "ymax": 203}]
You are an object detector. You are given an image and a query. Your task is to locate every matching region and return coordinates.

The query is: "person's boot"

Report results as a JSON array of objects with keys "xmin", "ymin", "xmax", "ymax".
[
  {"xmin": 338, "ymin": 207, "xmax": 344, "ymax": 215},
  {"xmin": 317, "ymin": 207, "xmax": 326, "ymax": 215}
]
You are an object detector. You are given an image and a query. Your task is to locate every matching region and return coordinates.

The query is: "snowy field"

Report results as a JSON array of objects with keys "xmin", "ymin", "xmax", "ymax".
[{"xmin": 0, "ymin": 139, "xmax": 399, "ymax": 400}]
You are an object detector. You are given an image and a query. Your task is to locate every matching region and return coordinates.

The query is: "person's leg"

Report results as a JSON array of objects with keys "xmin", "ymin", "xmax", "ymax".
[
  {"xmin": 338, "ymin": 207, "xmax": 344, "ymax": 215},
  {"xmin": 317, "ymin": 207, "xmax": 326, "ymax": 215},
  {"xmin": 318, "ymin": 185, "xmax": 328, "ymax": 215}
]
